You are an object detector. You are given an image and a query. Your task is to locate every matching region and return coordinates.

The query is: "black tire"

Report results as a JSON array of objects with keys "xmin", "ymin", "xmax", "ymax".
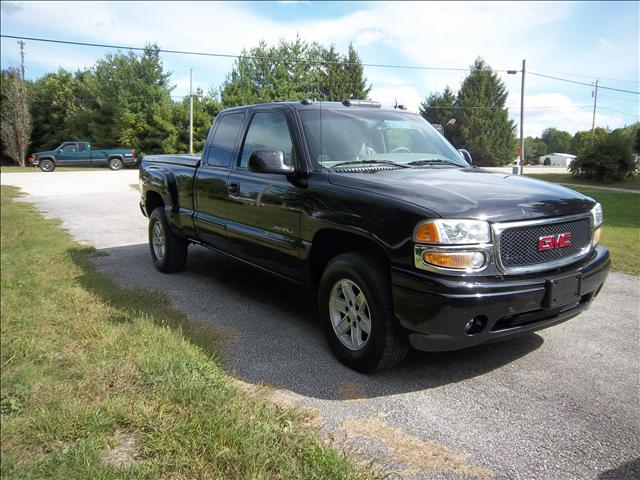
[
  {"xmin": 318, "ymin": 252, "xmax": 408, "ymax": 372},
  {"xmin": 39, "ymin": 159, "xmax": 55, "ymax": 172},
  {"xmin": 108, "ymin": 157, "xmax": 123, "ymax": 170},
  {"xmin": 148, "ymin": 207, "xmax": 188, "ymax": 273}
]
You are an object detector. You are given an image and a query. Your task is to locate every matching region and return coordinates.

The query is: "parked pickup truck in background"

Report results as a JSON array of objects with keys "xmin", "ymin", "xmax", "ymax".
[
  {"xmin": 138, "ymin": 100, "xmax": 610, "ymax": 372},
  {"xmin": 30, "ymin": 141, "xmax": 137, "ymax": 172}
]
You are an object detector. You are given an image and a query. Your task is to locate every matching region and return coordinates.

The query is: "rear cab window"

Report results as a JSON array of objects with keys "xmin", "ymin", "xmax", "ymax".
[{"xmin": 204, "ymin": 113, "xmax": 245, "ymax": 167}]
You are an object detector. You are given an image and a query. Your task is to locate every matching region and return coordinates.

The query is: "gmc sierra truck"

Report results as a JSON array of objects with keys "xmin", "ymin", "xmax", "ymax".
[
  {"xmin": 30, "ymin": 141, "xmax": 137, "ymax": 172},
  {"xmin": 138, "ymin": 100, "xmax": 609, "ymax": 372}
]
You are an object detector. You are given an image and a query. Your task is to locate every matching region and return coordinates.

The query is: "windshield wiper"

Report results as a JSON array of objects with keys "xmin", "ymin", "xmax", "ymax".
[
  {"xmin": 406, "ymin": 158, "xmax": 462, "ymax": 167},
  {"xmin": 329, "ymin": 160, "xmax": 410, "ymax": 169}
]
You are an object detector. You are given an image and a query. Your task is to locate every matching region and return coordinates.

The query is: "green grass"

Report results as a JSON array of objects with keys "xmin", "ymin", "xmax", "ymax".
[
  {"xmin": 526, "ymin": 173, "xmax": 640, "ymax": 191},
  {"xmin": 573, "ymin": 187, "xmax": 640, "ymax": 275},
  {"xmin": 0, "ymin": 186, "xmax": 371, "ymax": 480}
]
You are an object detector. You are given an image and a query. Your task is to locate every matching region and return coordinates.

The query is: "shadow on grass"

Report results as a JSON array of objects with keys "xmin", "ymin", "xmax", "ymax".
[
  {"xmin": 69, "ymin": 242, "xmax": 544, "ymax": 400},
  {"xmin": 68, "ymin": 245, "xmax": 228, "ymax": 364}
]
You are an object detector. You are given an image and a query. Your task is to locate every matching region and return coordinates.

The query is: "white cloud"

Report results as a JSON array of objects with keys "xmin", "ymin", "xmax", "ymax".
[
  {"xmin": 508, "ymin": 92, "xmax": 624, "ymax": 137},
  {"xmin": 598, "ymin": 38, "xmax": 612, "ymax": 48},
  {"xmin": 1, "ymin": 1, "xmax": 636, "ymax": 135},
  {"xmin": 369, "ymin": 85, "xmax": 423, "ymax": 112}
]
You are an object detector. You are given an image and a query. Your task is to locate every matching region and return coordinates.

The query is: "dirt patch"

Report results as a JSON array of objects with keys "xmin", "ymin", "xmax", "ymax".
[
  {"xmin": 102, "ymin": 431, "xmax": 142, "ymax": 467},
  {"xmin": 337, "ymin": 381, "xmax": 367, "ymax": 400},
  {"xmin": 336, "ymin": 416, "xmax": 493, "ymax": 479}
]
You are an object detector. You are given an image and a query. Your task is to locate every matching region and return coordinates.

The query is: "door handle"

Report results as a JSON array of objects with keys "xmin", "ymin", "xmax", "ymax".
[{"xmin": 228, "ymin": 182, "xmax": 240, "ymax": 195}]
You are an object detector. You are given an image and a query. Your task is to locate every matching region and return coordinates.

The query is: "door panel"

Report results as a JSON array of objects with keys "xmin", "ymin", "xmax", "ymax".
[
  {"xmin": 226, "ymin": 110, "xmax": 304, "ymax": 280},
  {"xmin": 193, "ymin": 112, "xmax": 245, "ymax": 250},
  {"xmin": 56, "ymin": 143, "xmax": 92, "ymax": 166},
  {"xmin": 226, "ymin": 171, "xmax": 304, "ymax": 279},
  {"xmin": 194, "ymin": 167, "xmax": 230, "ymax": 250}
]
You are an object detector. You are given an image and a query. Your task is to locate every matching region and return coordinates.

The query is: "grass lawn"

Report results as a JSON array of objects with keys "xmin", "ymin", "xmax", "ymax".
[
  {"xmin": 0, "ymin": 186, "xmax": 370, "ymax": 479},
  {"xmin": 573, "ymin": 187, "xmax": 640, "ymax": 275},
  {"xmin": 525, "ymin": 173, "xmax": 640, "ymax": 191}
]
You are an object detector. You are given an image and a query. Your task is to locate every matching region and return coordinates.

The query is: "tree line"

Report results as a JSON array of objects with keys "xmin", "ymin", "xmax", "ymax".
[{"xmin": 2, "ymin": 38, "xmax": 636, "ymax": 176}]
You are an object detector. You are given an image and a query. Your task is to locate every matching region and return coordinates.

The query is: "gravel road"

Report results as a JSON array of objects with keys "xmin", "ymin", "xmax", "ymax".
[{"xmin": 2, "ymin": 170, "xmax": 638, "ymax": 480}]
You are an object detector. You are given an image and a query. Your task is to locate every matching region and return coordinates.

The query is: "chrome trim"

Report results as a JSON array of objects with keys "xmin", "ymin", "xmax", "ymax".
[
  {"xmin": 493, "ymin": 212, "xmax": 594, "ymax": 275},
  {"xmin": 414, "ymin": 244, "xmax": 493, "ymax": 274}
]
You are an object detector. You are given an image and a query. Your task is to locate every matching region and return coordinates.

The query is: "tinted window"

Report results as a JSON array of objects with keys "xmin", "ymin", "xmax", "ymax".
[
  {"xmin": 61, "ymin": 144, "xmax": 77, "ymax": 152},
  {"xmin": 206, "ymin": 113, "xmax": 244, "ymax": 167},
  {"xmin": 239, "ymin": 112, "xmax": 294, "ymax": 169},
  {"xmin": 78, "ymin": 142, "xmax": 88, "ymax": 152}
]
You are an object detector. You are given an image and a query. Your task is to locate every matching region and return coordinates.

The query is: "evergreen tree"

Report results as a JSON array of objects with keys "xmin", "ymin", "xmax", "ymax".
[
  {"xmin": 451, "ymin": 58, "xmax": 517, "ymax": 166},
  {"xmin": 419, "ymin": 86, "xmax": 456, "ymax": 140}
]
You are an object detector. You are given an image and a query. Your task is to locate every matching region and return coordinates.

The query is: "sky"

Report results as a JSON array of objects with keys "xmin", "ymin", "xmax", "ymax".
[{"xmin": 1, "ymin": 0, "xmax": 638, "ymax": 137}]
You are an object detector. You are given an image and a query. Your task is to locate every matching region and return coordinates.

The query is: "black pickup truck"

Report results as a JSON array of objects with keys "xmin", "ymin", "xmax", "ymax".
[{"xmin": 139, "ymin": 100, "xmax": 609, "ymax": 372}]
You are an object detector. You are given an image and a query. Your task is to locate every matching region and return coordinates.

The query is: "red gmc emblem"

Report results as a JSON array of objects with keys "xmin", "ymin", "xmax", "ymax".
[{"xmin": 539, "ymin": 233, "xmax": 572, "ymax": 251}]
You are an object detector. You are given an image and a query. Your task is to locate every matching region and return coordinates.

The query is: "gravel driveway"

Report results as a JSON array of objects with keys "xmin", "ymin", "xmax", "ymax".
[{"xmin": 2, "ymin": 170, "xmax": 638, "ymax": 479}]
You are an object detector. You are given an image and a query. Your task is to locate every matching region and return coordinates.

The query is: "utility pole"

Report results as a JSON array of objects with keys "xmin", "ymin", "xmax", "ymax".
[
  {"xmin": 17, "ymin": 40, "xmax": 25, "ymax": 79},
  {"xmin": 591, "ymin": 79, "xmax": 599, "ymax": 137},
  {"xmin": 189, "ymin": 68, "xmax": 194, "ymax": 155},
  {"xmin": 519, "ymin": 59, "xmax": 526, "ymax": 175}
]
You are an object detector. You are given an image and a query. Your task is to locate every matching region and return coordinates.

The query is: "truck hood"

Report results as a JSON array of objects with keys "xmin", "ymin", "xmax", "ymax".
[
  {"xmin": 328, "ymin": 167, "xmax": 595, "ymax": 222},
  {"xmin": 33, "ymin": 150, "xmax": 55, "ymax": 156}
]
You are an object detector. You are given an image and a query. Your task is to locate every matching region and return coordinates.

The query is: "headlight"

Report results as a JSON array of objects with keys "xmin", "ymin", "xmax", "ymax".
[
  {"xmin": 591, "ymin": 203, "xmax": 603, "ymax": 228},
  {"xmin": 414, "ymin": 219, "xmax": 491, "ymax": 244},
  {"xmin": 414, "ymin": 219, "xmax": 492, "ymax": 272}
]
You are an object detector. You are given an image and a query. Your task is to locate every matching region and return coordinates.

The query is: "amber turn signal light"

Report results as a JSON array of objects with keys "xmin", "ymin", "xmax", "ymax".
[
  {"xmin": 423, "ymin": 251, "xmax": 486, "ymax": 270},
  {"xmin": 414, "ymin": 222, "xmax": 439, "ymax": 243}
]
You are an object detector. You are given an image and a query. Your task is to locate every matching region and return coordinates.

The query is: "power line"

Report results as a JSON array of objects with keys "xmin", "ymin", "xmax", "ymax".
[
  {"xmin": 529, "ymin": 71, "xmax": 640, "ymax": 95},
  {"xmin": 532, "ymin": 67, "xmax": 639, "ymax": 85},
  {"xmin": 596, "ymin": 105, "xmax": 640, "ymax": 118},
  {"xmin": 0, "ymin": 34, "xmax": 506, "ymax": 73}
]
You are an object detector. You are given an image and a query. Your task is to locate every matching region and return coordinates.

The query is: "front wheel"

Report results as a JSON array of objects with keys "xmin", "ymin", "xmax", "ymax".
[
  {"xmin": 148, "ymin": 207, "xmax": 188, "ymax": 273},
  {"xmin": 108, "ymin": 158, "xmax": 123, "ymax": 170},
  {"xmin": 39, "ymin": 159, "xmax": 55, "ymax": 172},
  {"xmin": 318, "ymin": 252, "xmax": 408, "ymax": 372}
]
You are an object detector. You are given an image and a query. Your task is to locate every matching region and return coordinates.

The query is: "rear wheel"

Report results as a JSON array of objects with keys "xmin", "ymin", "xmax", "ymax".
[
  {"xmin": 319, "ymin": 252, "xmax": 408, "ymax": 372},
  {"xmin": 148, "ymin": 207, "xmax": 188, "ymax": 273},
  {"xmin": 39, "ymin": 159, "xmax": 55, "ymax": 172},
  {"xmin": 108, "ymin": 158, "xmax": 123, "ymax": 170}
]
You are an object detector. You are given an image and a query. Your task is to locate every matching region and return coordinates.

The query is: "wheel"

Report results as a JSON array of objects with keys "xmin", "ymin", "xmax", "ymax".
[
  {"xmin": 108, "ymin": 158, "xmax": 123, "ymax": 170},
  {"xmin": 148, "ymin": 207, "xmax": 188, "ymax": 273},
  {"xmin": 39, "ymin": 159, "xmax": 55, "ymax": 172},
  {"xmin": 318, "ymin": 252, "xmax": 408, "ymax": 372}
]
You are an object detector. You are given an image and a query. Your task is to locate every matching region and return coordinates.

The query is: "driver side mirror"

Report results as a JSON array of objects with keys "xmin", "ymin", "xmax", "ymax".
[
  {"xmin": 248, "ymin": 150, "xmax": 294, "ymax": 175},
  {"xmin": 458, "ymin": 149, "xmax": 473, "ymax": 165}
]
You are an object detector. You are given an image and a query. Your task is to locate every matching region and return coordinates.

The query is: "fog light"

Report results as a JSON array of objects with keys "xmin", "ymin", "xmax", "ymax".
[
  {"xmin": 465, "ymin": 315, "xmax": 487, "ymax": 335},
  {"xmin": 592, "ymin": 227, "xmax": 601, "ymax": 247},
  {"xmin": 423, "ymin": 250, "xmax": 487, "ymax": 270}
]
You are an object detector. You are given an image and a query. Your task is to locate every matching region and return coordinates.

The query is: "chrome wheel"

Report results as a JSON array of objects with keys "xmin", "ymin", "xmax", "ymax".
[
  {"xmin": 329, "ymin": 279, "xmax": 371, "ymax": 351},
  {"xmin": 152, "ymin": 220, "xmax": 165, "ymax": 260}
]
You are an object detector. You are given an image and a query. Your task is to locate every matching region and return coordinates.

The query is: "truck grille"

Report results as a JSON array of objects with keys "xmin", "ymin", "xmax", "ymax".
[{"xmin": 497, "ymin": 216, "xmax": 592, "ymax": 272}]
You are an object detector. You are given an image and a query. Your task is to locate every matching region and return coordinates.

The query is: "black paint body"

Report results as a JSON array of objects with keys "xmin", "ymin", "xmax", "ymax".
[{"xmin": 139, "ymin": 102, "xmax": 610, "ymax": 351}]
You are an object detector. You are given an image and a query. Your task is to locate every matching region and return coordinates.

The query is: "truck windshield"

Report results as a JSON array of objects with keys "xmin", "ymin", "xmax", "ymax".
[{"xmin": 298, "ymin": 108, "xmax": 468, "ymax": 169}]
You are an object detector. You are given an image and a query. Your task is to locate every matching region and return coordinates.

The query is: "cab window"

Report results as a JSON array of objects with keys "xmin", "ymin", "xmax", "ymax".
[
  {"xmin": 239, "ymin": 112, "xmax": 294, "ymax": 169},
  {"xmin": 61, "ymin": 143, "xmax": 77, "ymax": 153},
  {"xmin": 205, "ymin": 113, "xmax": 244, "ymax": 167}
]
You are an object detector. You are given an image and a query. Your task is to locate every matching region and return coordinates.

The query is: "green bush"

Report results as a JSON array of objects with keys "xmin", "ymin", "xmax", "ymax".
[{"xmin": 569, "ymin": 132, "xmax": 635, "ymax": 182}]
